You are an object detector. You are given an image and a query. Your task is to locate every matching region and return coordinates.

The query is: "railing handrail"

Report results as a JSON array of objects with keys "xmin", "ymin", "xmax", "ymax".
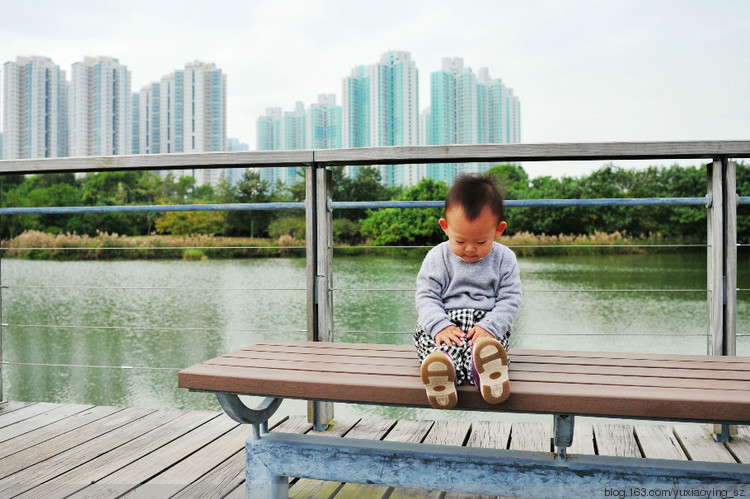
[
  {"xmin": 1, "ymin": 140, "xmax": 750, "ymax": 175},
  {"xmin": 0, "ymin": 141, "xmax": 743, "ymax": 428}
]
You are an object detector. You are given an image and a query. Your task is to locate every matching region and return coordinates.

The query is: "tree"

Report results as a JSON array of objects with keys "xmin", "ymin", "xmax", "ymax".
[
  {"xmin": 360, "ymin": 178, "xmax": 448, "ymax": 246},
  {"xmin": 155, "ymin": 208, "xmax": 224, "ymax": 235},
  {"xmin": 223, "ymin": 170, "xmax": 275, "ymax": 237}
]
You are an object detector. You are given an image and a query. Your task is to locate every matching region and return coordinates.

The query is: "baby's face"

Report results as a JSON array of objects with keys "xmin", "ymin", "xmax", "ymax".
[{"xmin": 439, "ymin": 205, "xmax": 506, "ymax": 263}]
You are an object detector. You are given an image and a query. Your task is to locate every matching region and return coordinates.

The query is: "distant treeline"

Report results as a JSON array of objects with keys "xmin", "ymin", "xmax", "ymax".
[{"xmin": 1, "ymin": 162, "xmax": 748, "ymax": 245}]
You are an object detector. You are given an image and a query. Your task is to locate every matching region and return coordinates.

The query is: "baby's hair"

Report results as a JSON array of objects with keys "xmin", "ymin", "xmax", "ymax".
[{"xmin": 444, "ymin": 173, "xmax": 504, "ymax": 222}]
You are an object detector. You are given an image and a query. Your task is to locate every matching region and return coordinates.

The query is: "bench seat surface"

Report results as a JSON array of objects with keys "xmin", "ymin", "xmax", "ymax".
[{"xmin": 178, "ymin": 340, "xmax": 750, "ymax": 424}]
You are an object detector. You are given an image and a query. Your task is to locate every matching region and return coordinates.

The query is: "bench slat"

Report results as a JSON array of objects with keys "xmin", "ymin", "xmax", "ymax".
[{"xmin": 199, "ymin": 355, "xmax": 750, "ymax": 392}]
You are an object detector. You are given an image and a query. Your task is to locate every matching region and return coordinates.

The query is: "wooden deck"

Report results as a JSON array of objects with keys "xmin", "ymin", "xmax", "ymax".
[{"xmin": 1, "ymin": 401, "xmax": 748, "ymax": 499}]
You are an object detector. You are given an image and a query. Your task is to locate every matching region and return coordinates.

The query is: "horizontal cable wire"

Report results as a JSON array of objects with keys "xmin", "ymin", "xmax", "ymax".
[
  {"xmin": 0, "ymin": 245, "xmax": 306, "ymax": 251},
  {"xmin": 2, "ymin": 284, "xmax": 305, "ymax": 292},
  {"xmin": 1, "ymin": 360, "xmax": 181, "ymax": 371},
  {"xmin": 333, "ymin": 330, "xmax": 716, "ymax": 337},
  {"xmin": 333, "ymin": 243, "xmax": 707, "ymax": 249},
  {"xmin": 3, "ymin": 323, "xmax": 307, "ymax": 334},
  {"xmin": 333, "ymin": 288, "xmax": 708, "ymax": 293}
]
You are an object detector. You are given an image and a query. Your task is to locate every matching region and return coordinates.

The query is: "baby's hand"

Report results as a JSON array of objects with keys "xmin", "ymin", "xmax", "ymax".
[
  {"xmin": 467, "ymin": 325, "xmax": 493, "ymax": 346},
  {"xmin": 435, "ymin": 325, "xmax": 465, "ymax": 347}
]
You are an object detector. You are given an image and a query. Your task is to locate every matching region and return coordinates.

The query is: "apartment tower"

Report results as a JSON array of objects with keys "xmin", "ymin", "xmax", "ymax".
[
  {"xmin": 2, "ymin": 56, "xmax": 67, "ymax": 159},
  {"xmin": 69, "ymin": 56, "xmax": 131, "ymax": 157},
  {"xmin": 342, "ymin": 50, "xmax": 419, "ymax": 186}
]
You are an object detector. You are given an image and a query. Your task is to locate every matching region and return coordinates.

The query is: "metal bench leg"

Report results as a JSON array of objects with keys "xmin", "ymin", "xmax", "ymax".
[
  {"xmin": 553, "ymin": 414, "xmax": 575, "ymax": 460},
  {"xmin": 246, "ymin": 468, "xmax": 288, "ymax": 499}
]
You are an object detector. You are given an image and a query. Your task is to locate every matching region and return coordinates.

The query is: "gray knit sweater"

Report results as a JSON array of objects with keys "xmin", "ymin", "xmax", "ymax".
[{"xmin": 415, "ymin": 241, "xmax": 522, "ymax": 340}]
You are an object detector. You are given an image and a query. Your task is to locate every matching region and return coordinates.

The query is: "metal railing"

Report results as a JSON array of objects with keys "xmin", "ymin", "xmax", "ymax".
[{"xmin": 1, "ymin": 140, "xmax": 750, "ymax": 418}]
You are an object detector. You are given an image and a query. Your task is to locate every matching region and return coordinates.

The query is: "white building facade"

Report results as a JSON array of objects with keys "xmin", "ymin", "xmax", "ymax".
[
  {"xmin": 132, "ymin": 62, "xmax": 227, "ymax": 186},
  {"xmin": 342, "ymin": 50, "xmax": 420, "ymax": 186},
  {"xmin": 69, "ymin": 56, "xmax": 131, "ymax": 157},
  {"xmin": 2, "ymin": 56, "xmax": 67, "ymax": 159}
]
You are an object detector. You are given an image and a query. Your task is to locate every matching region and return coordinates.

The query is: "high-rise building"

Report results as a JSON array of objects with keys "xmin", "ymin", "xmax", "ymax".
[
  {"xmin": 257, "ymin": 107, "xmax": 282, "ymax": 152},
  {"xmin": 69, "ymin": 56, "xmax": 131, "ymax": 157},
  {"xmin": 132, "ymin": 82, "xmax": 160, "ymax": 155},
  {"xmin": 283, "ymin": 101, "xmax": 307, "ymax": 151},
  {"xmin": 256, "ymin": 95, "xmax": 343, "ymax": 190},
  {"xmin": 159, "ymin": 73, "xmax": 178, "ymax": 154},
  {"xmin": 256, "ymin": 107, "xmax": 283, "ymax": 188},
  {"xmin": 308, "ymin": 94, "xmax": 342, "ymax": 149},
  {"xmin": 478, "ymin": 68, "xmax": 521, "ymax": 144},
  {"xmin": 2, "ymin": 56, "xmax": 67, "ymax": 159},
  {"xmin": 256, "ymin": 104, "xmax": 305, "ymax": 189},
  {"xmin": 342, "ymin": 51, "xmax": 420, "ymax": 186},
  {"xmin": 425, "ymin": 59, "xmax": 521, "ymax": 183},
  {"xmin": 134, "ymin": 62, "xmax": 226, "ymax": 186}
]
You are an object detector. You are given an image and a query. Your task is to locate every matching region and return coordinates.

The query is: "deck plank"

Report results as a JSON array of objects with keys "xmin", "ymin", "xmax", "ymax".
[
  {"xmin": 674, "ymin": 424, "xmax": 738, "ymax": 463},
  {"xmin": 2, "ymin": 402, "xmax": 747, "ymax": 499},
  {"xmin": 594, "ymin": 424, "xmax": 641, "ymax": 457},
  {"xmin": 0, "ymin": 407, "xmax": 162, "ymax": 497},
  {"xmin": 0, "ymin": 405, "xmax": 123, "ymax": 460},
  {"xmin": 634, "ymin": 425, "xmax": 687, "ymax": 460},
  {"xmin": 509, "ymin": 422, "xmax": 551, "ymax": 452},
  {"xmin": 125, "ymin": 414, "xmax": 286, "ymax": 499},
  {"xmin": 69, "ymin": 413, "xmax": 237, "ymax": 499},
  {"xmin": 726, "ymin": 425, "xmax": 750, "ymax": 463},
  {"xmin": 0, "ymin": 402, "xmax": 60, "ymax": 429},
  {"xmin": 18, "ymin": 410, "xmax": 216, "ymax": 499},
  {"xmin": 0, "ymin": 404, "xmax": 93, "ymax": 444},
  {"xmin": 8, "ymin": 410, "xmax": 190, "ymax": 498},
  {"xmin": 167, "ymin": 414, "xmax": 298, "ymax": 499},
  {"xmin": 568, "ymin": 423, "xmax": 595, "ymax": 455},
  {"xmin": 423, "ymin": 420, "xmax": 471, "ymax": 446},
  {"xmin": 466, "ymin": 420, "xmax": 511, "ymax": 450},
  {"xmin": 0, "ymin": 406, "xmax": 148, "ymax": 480},
  {"xmin": 0, "ymin": 401, "xmax": 35, "ymax": 415}
]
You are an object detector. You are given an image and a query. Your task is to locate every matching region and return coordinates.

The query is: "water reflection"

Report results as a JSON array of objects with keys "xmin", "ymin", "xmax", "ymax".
[{"xmin": 1, "ymin": 252, "xmax": 747, "ymax": 417}]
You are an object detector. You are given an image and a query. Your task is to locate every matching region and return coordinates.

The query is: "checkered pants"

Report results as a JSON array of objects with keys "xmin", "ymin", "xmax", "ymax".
[{"xmin": 414, "ymin": 309, "xmax": 510, "ymax": 385}]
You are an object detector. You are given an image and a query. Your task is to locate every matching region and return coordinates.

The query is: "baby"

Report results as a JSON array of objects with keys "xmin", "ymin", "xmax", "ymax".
[{"xmin": 414, "ymin": 173, "xmax": 522, "ymax": 409}]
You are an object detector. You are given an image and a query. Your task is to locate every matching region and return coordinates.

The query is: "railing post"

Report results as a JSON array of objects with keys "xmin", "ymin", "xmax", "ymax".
[
  {"xmin": 707, "ymin": 158, "xmax": 738, "ymax": 441},
  {"xmin": 305, "ymin": 162, "xmax": 334, "ymax": 430},
  {"xmin": 723, "ymin": 159, "xmax": 737, "ymax": 357}
]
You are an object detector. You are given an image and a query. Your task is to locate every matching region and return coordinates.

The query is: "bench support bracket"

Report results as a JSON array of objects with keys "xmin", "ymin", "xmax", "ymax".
[{"xmin": 216, "ymin": 393, "xmax": 282, "ymax": 439}]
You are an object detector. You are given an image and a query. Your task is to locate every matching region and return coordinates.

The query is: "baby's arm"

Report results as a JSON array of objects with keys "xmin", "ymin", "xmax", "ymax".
[
  {"xmin": 415, "ymin": 249, "xmax": 455, "ymax": 342},
  {"xmin": 476, "ymin": 249, "xmax": 522, "ymax": 340}
]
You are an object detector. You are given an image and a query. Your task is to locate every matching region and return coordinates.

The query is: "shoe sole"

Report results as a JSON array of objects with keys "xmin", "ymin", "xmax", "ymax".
[
  {"xmin": 473, "ymin": 337, "xmax": 510, "ymax": 404},
  {"xmin": 420, "ymin": 351, "xmax": 458, "ymax": 409}
]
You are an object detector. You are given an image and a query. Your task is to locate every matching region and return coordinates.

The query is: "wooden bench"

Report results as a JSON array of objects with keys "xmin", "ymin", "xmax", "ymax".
[{"xmin": 178, "ymin": 339, "xmax": 750, "ymax": 498}]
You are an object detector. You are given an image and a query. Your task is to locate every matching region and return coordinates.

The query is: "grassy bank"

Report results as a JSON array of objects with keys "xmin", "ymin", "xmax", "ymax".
[
  {"xmin": 0, "ymin": 230, "xmax": 703, "ymax": 260},
  {"xmin": 0, "ymin": 231, "xmax": 305, "ymax": 260}
]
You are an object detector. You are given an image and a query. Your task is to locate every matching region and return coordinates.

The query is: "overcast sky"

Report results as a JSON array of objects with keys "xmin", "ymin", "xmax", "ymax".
[{"xmin": 2, "ymin": 0, "xmax": 748, "ymax": 177}]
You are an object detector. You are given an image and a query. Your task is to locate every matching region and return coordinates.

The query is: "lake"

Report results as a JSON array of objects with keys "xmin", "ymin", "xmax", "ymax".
[{"xmin": 2, "ymin": 251, "xmax": 748, "ymax": 421}]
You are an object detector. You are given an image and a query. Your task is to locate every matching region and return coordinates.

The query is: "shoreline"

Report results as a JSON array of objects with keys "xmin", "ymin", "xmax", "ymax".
[{"xmin": 0, "ymin": 230, "xmax": 704, "ymax": 260}]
